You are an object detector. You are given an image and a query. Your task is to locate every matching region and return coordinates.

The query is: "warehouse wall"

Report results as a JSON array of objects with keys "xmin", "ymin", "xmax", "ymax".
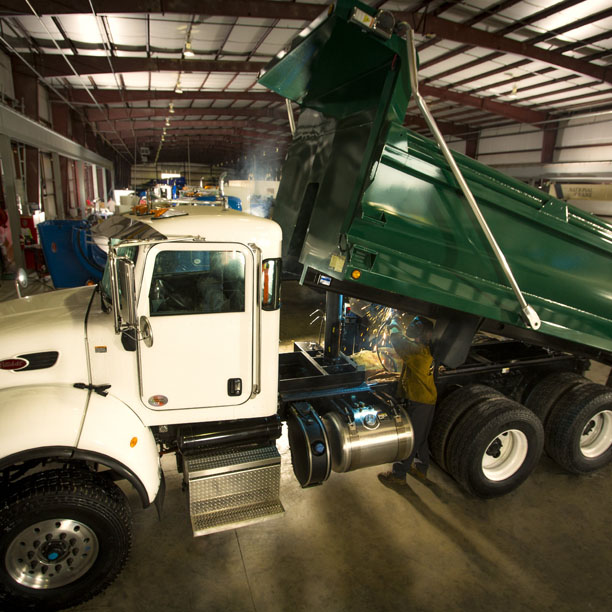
[
  {"xmin": 131, "ymin": 162, "xmax": 229, "ymax": 187},
  {"xmin": 475, "ymin": 126, "xmax": 543, "ymax": 166},
  {"xmin": 447, "ymin": 116, "xmax": 612, "ymax": 167},
  {"xmin": 556, "ymin": 118, "xmax": 612, "ymax": 163},
  {"xmin": 0, "ymin": 50, "xmax": 14, "ymax": 99}
]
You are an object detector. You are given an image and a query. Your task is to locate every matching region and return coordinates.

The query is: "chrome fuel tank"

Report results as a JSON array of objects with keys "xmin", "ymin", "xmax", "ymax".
[
  {"xmin": 286, "ymin": 391, "xmax": 413, "ymax": 487},
  {"xmin": 321, "ymin": 393, "xmax": 413, "ymax": 473}
]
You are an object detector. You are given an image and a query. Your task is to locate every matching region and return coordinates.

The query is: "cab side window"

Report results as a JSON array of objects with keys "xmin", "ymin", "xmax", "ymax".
[{"xmin": 149, "ymin": 250, "xmax": 246, "ymax": 316}]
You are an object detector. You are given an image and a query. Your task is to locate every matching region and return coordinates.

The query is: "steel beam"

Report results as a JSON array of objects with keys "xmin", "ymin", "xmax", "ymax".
[
  {"xmin": 420, "ymin": 84, "xmax": 547, "ymax": 125},
  {"xmin": 20, "ymin": 56, "xmax": 267, "ymax": 78},
  {"xmin": 97, "ymin": 119, "xmax": 287, "ymax": 132},
  {"xmin": 105, "ymin": 128, "xmax": 287, "ymax": 139},
  {"xmin": 55, "ymin": 89, "xmax": 280, "ymax": 104},
  {"xmin": 0, "ymin": 134, "xmax": 26, "ymax": 271},
  {"xmin": 0, "ymin": 1, "xmax": 325, "ymax": 20},
  {"xmin": 0, "ymin": 104, "xmax": 112, "ymax": 170},
  {"xmin": 85, "ymin": 106, "xmax": 287, "ymax": 122},
  {"xmin": 400, "ymin": 12, "xmax": 612, "ymax": 84}
]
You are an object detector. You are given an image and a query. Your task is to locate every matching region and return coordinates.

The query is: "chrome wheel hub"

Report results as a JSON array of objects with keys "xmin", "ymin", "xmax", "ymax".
[{"xmin": 5, "ymin": 519, "xmax": 99, "ymax": 589}]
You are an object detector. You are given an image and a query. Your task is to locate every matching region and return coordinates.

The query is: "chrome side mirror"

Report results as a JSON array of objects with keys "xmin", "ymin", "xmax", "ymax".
[
  {"xmin": 15, "ymin": 268, "xmax": 28, "ymax": 298},
  {"xmin": 111, "ymin": 256, "xmax": 137, "ymax": 333}
]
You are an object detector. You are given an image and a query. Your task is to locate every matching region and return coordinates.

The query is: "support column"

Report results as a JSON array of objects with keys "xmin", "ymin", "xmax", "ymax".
[
  {"xmin": 466, "ymin": 131, "xmax": 479, "ymax": 159},
  {"xmin": 51, "ymin": 102, "xmax": 70, "ymax": 138},
  {"xmin": 92, "ymin": 163, "xmax": 99, "ymax": 200},
  {"xmin": 51, "ymin": 153, "xmax": 65, "ymax": 220},
  {"xmin": 0, "ymin": 134, "xmax": 26, "ymax": 271},
  {"xmin": 76, "ymin": 160, "xmax": 87, "ymax": 218},
  {"xmin": 25, "ymin": 146, "xmax": 39, "ymax": 209},
  {"xmin": 324, "ymin": 291, "xmax": 343, "ymax": 361},
  {"xmin": 102, "ymin": 167, "xmax": 108, "ymax": 202},
  {"xmin": 11, "ymin": 61, "xmax": 38, "ymax": 120},
  {"xmin": 541, "ymin": 122, "xmax": 559, "ymax": 164}
]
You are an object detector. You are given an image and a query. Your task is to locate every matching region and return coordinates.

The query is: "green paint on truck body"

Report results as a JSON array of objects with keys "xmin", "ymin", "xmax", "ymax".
[{"xmin": 259, "ymin": 0, "xmax": 612, "ymax": 357}]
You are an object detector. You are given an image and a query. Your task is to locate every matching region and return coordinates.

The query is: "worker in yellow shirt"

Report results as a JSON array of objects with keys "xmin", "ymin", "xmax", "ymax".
[{"xmin": 379, "ymin": 315, "xmax": 437, "ymax": 484}]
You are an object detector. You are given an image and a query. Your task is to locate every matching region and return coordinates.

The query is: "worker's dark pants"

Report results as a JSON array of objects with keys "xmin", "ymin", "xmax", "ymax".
[{"xmin": 394, "ymin": 401, "xmax": 436, "ymax": 475}]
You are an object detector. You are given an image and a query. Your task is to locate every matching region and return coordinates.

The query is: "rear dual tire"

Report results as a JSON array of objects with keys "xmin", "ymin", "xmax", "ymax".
[
  {"xmin": 444, "ymin": 396, "xmax": 544, "ymax": 498},
  {"xmin": 524, "ymin": 373, "xmax": 612, "ymax": 473},
  {"xmin": 429, "ymin": 384, "xmax": 503, "ymax": 471},
  {"xmin": 545, "ymin": 382, "xmax": 612, "ymax": 473}
]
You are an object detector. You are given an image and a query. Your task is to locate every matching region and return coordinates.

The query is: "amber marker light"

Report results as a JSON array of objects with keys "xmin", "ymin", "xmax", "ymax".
[
  {"xmin": 351, "ymin": 269, "xmax": 361, "ymax": 280},
  {"xmin": 130, "ymin": 437, "xmax": 138, "ymax": 448}
]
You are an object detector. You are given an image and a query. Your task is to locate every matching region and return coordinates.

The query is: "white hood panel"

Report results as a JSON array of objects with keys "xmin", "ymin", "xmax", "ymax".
[{"xmin": 0, "ymin": 286, "xmax": 95, "ymax": 388}]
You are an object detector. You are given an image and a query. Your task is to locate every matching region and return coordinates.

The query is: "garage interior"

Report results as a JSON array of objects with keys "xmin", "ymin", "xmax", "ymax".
[{"xmin": 0, "ymin": 1, "xmax": 611, "ymax": 611}]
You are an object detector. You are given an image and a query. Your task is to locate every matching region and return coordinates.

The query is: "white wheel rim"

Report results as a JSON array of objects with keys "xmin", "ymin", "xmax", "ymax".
[
  {"xmin": 580, "ymin": 410, "xmax": 612, "ymax": 458},
  {"xmin": 482, "ymin": 429, "xmax": 529, "ymax": 481},
  {"xmin": 5, "ymin": 518, "xmax": 99, "ymax": 589}
]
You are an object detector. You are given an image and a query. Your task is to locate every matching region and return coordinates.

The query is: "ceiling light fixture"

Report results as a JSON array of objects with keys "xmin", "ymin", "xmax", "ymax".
[
  {"xmin": 175, "ymin": 84, "xmax": 183, "ymax": 94},
  {"xmin": 183, "ymin": 41, "xmax": 195, "ymax": 57},
  {"xmin": 165, "ymin": 118, "xmax": 171, "ymax": 127},
  {"xmin": 169, "ymin": 103, "xmax": 175, "ymax": 114}
]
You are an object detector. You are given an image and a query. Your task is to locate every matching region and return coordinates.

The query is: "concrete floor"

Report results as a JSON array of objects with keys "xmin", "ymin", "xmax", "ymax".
[{"xmin": 2, "ymin": 277, "xmax": 612, "ymax": 611}]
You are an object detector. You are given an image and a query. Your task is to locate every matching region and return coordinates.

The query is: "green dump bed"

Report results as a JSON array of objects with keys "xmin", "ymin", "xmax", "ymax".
[{"xmin": 259, "ymin": 0, "xmax": 612, "ymax": 362}]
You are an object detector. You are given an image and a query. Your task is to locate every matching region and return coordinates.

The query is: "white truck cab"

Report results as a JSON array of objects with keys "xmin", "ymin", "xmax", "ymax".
[{"xmin": 0, "ymin": 207, "xmax": 287, "ymax": 611}]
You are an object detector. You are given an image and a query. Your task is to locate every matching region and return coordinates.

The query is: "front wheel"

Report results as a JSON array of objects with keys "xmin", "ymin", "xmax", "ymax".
[{"xmin": 0, "ymin": 468, "xmax": 132, "ymax": 611}]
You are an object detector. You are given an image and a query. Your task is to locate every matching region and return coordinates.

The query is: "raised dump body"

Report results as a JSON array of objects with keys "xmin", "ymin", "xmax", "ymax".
[{"xmin": 259, "ymin": 0, "xmax": 612, "ymax": 363}]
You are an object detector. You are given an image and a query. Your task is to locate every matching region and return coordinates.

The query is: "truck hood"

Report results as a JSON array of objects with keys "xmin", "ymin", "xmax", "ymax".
[{"xmin": 0, "ymin": 286, "xmax": 95, "ymax": 386}]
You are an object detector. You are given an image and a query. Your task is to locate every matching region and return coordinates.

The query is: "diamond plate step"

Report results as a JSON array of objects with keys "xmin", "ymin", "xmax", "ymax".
[{"xmin": 184, "ymin": 445, "xmax": 284, "ymax": 536}]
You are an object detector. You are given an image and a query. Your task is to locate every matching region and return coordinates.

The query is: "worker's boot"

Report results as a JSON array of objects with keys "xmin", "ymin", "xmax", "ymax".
[
  {"xmin": 378, "ymin": 464, "xmax": 407, "ymax": 486},
  {"xmin": 408, "ymin": 461, "xmax": 428, "ymax": 482}
]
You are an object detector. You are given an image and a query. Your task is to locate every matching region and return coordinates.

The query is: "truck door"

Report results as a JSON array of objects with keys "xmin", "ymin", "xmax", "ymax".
[{"xmin": 137, "ymin": 242, "xmax": 254, "ymax": 410}]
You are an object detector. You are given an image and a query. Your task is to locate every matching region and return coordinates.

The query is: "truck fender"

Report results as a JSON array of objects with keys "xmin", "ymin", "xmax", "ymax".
[
  {"xmin": 77, "ymin": 392, "xmax": 162, "ymax": 506},
  {"xmin": 0, "ymin": 385, "xmax": 86, "ymax": 458}
]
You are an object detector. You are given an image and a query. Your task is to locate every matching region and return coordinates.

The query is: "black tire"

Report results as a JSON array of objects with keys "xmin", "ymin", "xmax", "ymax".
[
  {"xmin": 446, "ymin": 398, "xmax": 544, "ymax": 498},
  {"xmin": 545, "ymin": 383, "xmax": 612, "ymax": 473},
  {"xmin": 0, "ymin": 468, "xmax": 132, "ymax": 611},
  {"xmin": 523, "ymin": 371, "xmax": 588, "ymax": 426},
  {"xmin": 429, "ymin": 384, "xmax": 502, "ymax": 471}
]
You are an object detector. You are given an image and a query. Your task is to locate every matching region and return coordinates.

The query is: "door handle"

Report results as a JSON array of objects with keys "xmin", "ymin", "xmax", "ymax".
[{"xmin": 228, "ymin": 378, "xmax": 242, "ymax": 397}]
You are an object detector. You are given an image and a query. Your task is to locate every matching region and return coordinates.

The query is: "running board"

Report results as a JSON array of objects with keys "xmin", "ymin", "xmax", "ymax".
[{"xmin": 183, "ymin": 445, "xmax": 284, "ymax": 537}]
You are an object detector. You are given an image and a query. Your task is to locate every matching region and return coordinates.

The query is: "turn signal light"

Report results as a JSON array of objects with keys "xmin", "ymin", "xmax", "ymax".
[{"xmin": 351, "ymin": 269, "xmax": 361, "ymax": 280}]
